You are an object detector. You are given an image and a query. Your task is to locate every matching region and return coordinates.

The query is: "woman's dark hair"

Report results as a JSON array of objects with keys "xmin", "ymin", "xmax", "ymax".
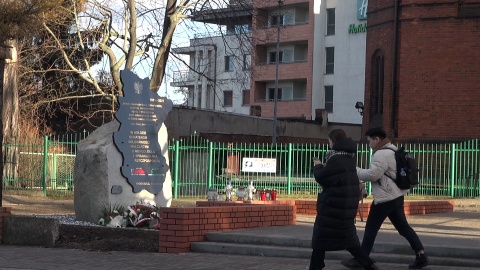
[
  {"xmin": 365, "ymin": 127, "xmax": 387, "ymax": 139},
  {"xmin": 328, "ymin": 129, "xmax": 347, "ymax": 144}
]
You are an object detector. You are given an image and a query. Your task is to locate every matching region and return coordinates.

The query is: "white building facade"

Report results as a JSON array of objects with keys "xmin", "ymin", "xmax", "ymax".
[
  {"xmin": 171, "ymin": 0, "xmax": 368, "ymax": 125},
  {"xmin": 170, "ymin": 2, "xmax": 253, "ymax": 115},
  {"xmin": 311, "ymin": 0, "xmax": 367, "ymax": 125}
]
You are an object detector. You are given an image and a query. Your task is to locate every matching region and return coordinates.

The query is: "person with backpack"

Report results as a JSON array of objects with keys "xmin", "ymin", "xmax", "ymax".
[
  {"xmin": 341, "ymin": 127, "xmax": 429, "ymax": 269},
  {"xmin": 310, "ymin": 129, "xmax": 379, "ymax": 270}
]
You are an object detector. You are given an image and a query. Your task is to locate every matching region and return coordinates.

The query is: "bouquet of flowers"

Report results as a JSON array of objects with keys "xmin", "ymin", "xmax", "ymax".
[
  {"xmin": 98, "ymin": 202, "xmax": 160, "ymax": 229},
  {"xmin": 126, "ymin": 202, "xmax": 160, "ymax": 229}
]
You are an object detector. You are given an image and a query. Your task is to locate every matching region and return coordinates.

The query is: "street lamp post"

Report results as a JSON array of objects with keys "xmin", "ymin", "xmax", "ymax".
[{"xmin": 272, "ymin": 0, "xmax": 284, "ymax": 145}]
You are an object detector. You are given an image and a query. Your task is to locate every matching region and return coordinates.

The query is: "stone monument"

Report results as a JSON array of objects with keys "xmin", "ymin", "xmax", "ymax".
[{"xmin": 74, "ymin": 70, "xmax": 173, "ymax": 223}]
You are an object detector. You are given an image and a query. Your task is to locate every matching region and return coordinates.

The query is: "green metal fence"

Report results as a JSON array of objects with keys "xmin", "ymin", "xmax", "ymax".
[
  {"xmin": 2, "ymin": 132, "xmax": 479, "ymax": 199},
  {"xmin": 2, "ymin": 132, "xmax": 89, "ymax": 197},
  {"xmin": 169, "ymin": 135, "xmax": 480, "ymax": 199}
]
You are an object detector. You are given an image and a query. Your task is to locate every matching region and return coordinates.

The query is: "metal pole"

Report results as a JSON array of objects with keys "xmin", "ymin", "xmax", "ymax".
[
  {"xmin": 43, "ymin": 135, "xmax": 49, "ymax": 197},
  {"xmin": 272, "ymin": 0, "xmax": 283, "ymax": 145},
  {"xmin": 287, "ymin": 143, "xmax": 292, "ymax": 194},
  {"xmin": 173, "ymin": 140, "xmax": 180, "ymax": 199},
  {"xmin": 207, "ymin": 141, "xmax": 213, "ymax": 188},
  {"xmin": 450, "ymin": 143, "xmax": 456, "ymax": 198}
]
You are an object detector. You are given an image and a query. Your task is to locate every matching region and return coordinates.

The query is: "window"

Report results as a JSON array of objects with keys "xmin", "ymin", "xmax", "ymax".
[
  {"xmin": 268, "ymin": 88, "xmax": 283, "ymax": 101},
  {"xmin": 242, "ymin": 90, "xmax": 250, "ymax": 105},
  {"xmin": 198, "ymin": 90, "xmax": 202, "ymax": 108},
  {"xmin": 237, "ymin": 24, "xmax": 252, "ymax": 34},
  {"xmin": 269, "ymin": 51, "xmax": 283, "ymax": 64},
  {"xmin": 270, "ymin": 14, "xmax": 284, "ymax": 26},
  {"xmin": 224, "ymin": 91, "xmax": 233, "ymax": 106},
  {"xmin": 325, "ymin": 47, "xmax": 334, "ymax": 74},
  {"xmin": 325, "ymin": 86, "xmax": 333, "ymax": 112},
  {"xmin": 243, "ymin": 54, "xmax": 251, "ymax": 70},
  {"xmin": 224, "ymin": 55, "xmax": 234, "ymax": 72},
  {"xmin": 326, "ymin": 9, "xmax": 335, "ymax": 35},
  {"xmin": 227, "ymin": 24, "xmax": 252, "ymax": 35}
]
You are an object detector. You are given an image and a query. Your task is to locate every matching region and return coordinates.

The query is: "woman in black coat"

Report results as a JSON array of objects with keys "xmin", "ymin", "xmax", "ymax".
[{"xmin": 309, "ymin": 129, "xmax": 379, "ymax": 270}]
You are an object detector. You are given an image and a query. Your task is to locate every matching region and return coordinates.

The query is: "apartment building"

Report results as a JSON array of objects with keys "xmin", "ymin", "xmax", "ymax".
[
  {"xmin": 170, "ymin": 1, "xmax": 253, "ymax": 115},
  {"xmin": 172, "ymin": 0, "xmax": 368, "ymax": 125}
]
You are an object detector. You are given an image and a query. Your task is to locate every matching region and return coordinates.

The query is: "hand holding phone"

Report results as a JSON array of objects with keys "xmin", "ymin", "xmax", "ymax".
[{"xmin": 312, "ymin": 157, "xmax": 322, "ymax": 165}]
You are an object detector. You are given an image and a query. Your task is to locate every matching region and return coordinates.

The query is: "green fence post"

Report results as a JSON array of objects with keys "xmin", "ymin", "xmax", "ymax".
[
  {"xmin": 173, "ymin": 140, "xmax": 180, "ymax": 199},
  {"xmin": 208, "ymin": 141, "xmax": 213, "ymax": 189},
  {"xmin": 368, "ymin": 147, "xmax": 373, "ymax": 195},
  {"xmin": 51, "ymin": 154, "xmax": 57, "ymax": 190},
  {"xmin": 287, "ymin": 143, "xmax": 293, "ymax": 195},
  {"xmin": 42, "ymin": 135, "xmax": 49, "ymax": 197},
  {"xmin": 450, "ymin": 143, "xmax": 456, "ymax": 198}
]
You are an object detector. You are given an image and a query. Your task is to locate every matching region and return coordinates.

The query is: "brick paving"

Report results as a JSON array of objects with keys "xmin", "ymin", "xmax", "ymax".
[
  {"xmin": 1, "ymin": 196, "xmax": 479, "ymax": 270},
  {"xmin": 0, "ymin": 245, "xmax": 478, "ymax": 270}
]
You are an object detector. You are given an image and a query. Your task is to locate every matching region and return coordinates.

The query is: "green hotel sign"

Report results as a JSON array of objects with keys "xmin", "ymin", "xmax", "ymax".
[
  {"xmin": 351, "ymin": 0, "xmax": 368, "ymax": 34},
  {"xmin": 357, "ymin": 0, "xmax": 368, "ymax": 20},
  {"xmin": 349, "ymin": 23, "xmax": 367, "ymax": 34}
]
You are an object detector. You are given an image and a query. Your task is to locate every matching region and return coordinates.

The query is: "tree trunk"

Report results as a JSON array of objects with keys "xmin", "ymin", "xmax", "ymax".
[
  {"xmin": 0, "ymin": 48, "xmax": 5, "ymax": 205},
  {"xmin": 2, "ymin": 39, "xmax": 19, "ymax": 186},
  {"xmin": 150, "ymin": 0, "xmax": 178, "ymax": 92}
]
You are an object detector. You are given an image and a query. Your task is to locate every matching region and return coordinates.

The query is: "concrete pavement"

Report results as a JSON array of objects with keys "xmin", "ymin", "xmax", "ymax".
[
  {"xmin": 0, "ymin": 245, "xmax": 478, "ymax": 270},
  {"xmin": 189, "ymin": 210, "xmax": 480, "ymax": 269},
  {"xmin": 1, "ymin": 208, "xmax": 480, "ymax": 269}
]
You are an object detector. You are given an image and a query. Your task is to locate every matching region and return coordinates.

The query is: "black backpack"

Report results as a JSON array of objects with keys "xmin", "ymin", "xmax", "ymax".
[{"xmin": 384, "ymin": 147, "xmax": 419, "ymax": 189}]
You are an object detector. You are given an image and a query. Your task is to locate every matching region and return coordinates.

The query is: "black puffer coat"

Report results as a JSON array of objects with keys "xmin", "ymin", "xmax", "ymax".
[{"xmin": 311, "ymin": 138, "xmax": 361, "ymax": 251}]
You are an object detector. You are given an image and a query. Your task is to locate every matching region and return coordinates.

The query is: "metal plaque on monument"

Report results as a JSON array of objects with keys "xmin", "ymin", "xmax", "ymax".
[{"xmin": 113, "ymin": 69, "xmax": 173, "ymax": 194}]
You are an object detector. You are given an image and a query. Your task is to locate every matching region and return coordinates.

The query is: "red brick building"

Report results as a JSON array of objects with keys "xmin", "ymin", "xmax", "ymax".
[{"xmin": 364, "ymin": 0, "xmax": 480, "ymax": 139}]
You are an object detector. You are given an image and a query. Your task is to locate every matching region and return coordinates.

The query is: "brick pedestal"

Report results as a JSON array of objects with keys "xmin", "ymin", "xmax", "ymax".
[
  {"xmin": 158, "ymin": 199, "xmax": 453, "ymax": 253},
  {"xmin": 159, "ymin": 203, "xmax": 295, "ymax": 253}
]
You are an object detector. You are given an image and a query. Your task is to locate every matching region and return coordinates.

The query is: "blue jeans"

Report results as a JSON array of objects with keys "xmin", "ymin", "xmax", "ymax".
[{"xmin": 362, "ymin": 196, "xmax": 424, "ymax": 255}]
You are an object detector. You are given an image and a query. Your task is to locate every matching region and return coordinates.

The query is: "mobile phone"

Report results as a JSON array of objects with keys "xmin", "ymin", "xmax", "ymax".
[{"xmin": 312, "ymin": 157, "xmax": 320, "ymax": 162}]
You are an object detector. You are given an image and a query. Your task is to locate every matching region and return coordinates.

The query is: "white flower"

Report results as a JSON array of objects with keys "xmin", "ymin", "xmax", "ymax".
[{"xmin": 106, "ymin": 216, "xmax": 125, "ymax": 228}]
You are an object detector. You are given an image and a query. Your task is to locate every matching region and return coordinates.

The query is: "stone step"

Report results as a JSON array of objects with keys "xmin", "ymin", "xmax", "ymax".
[
  {"xmin": 203, "ymin": 230, "xmax": 480, "ymax": 259},
  {"xmin": 191, "ymin": 241, "xmax": 480, "ymax": 268}
]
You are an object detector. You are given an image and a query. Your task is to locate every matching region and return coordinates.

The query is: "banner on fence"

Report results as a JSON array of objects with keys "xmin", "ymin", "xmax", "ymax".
[{"xmin": 242, "ymin": 158, "xmax": 276, "ymax": 173}]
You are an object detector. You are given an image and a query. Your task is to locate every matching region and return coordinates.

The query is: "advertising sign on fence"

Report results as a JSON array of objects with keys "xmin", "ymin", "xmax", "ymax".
[{"xmin": 242, "ymin": 158, "xmax": 277, "ymax": 173}]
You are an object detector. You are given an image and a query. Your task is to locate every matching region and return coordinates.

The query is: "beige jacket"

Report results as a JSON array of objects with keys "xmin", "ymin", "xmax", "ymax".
[{"xmin": 357, "ymin": 143, "xmax": 409, "ymax": 204}]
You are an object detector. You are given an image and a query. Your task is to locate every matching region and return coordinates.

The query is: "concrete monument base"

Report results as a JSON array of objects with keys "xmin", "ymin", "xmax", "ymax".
[{"xmin": 73, "ymin": 120, "xmax": 172, "ymax": 223}]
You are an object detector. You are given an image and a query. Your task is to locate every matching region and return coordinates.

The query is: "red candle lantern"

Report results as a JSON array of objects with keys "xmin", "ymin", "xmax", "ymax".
[
  {"xmin": 260, "ymin": 189, "xmax": 266, "ymax": 201},
  {"xmin": 271, "ymin": 189, "xmax": 277, "ymax": 201}
]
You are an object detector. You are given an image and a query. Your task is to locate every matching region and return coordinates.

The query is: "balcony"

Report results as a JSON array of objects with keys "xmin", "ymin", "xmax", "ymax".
[
  {"xmin": 171, "ymin": 70, "xmax": 198, "ymax": 87},
  {"xmin": 252, "ymin": 61, "xmax": 309, "ymax": 81},
  {"xmin": 190, "ymin": 0, "xmax": 252, "ymax": 25},
  {"xmin": 253, "ymin": 99, "xmax": 310, "ymax": 119},
  {"xmin": 253, "ymin": 23, "xmax": 311, "ymax": 45},
  {"xmin": 255, "ymin": 97, "xmax": 306, "ymax": 102},
  {"xmin": 253, "ymin": 2, "xmax": 311, "ymax": 44}
]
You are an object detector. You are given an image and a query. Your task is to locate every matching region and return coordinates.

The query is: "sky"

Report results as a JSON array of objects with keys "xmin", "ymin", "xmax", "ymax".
[{"xmin": 81, "ymin": 0, "xmax": 205, "ymax": 104}]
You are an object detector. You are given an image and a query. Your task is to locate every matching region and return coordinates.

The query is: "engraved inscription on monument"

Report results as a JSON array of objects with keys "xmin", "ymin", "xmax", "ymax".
[{"xmin": 113, "ymin": 69, "xmax": 173, "ymax": 194}]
